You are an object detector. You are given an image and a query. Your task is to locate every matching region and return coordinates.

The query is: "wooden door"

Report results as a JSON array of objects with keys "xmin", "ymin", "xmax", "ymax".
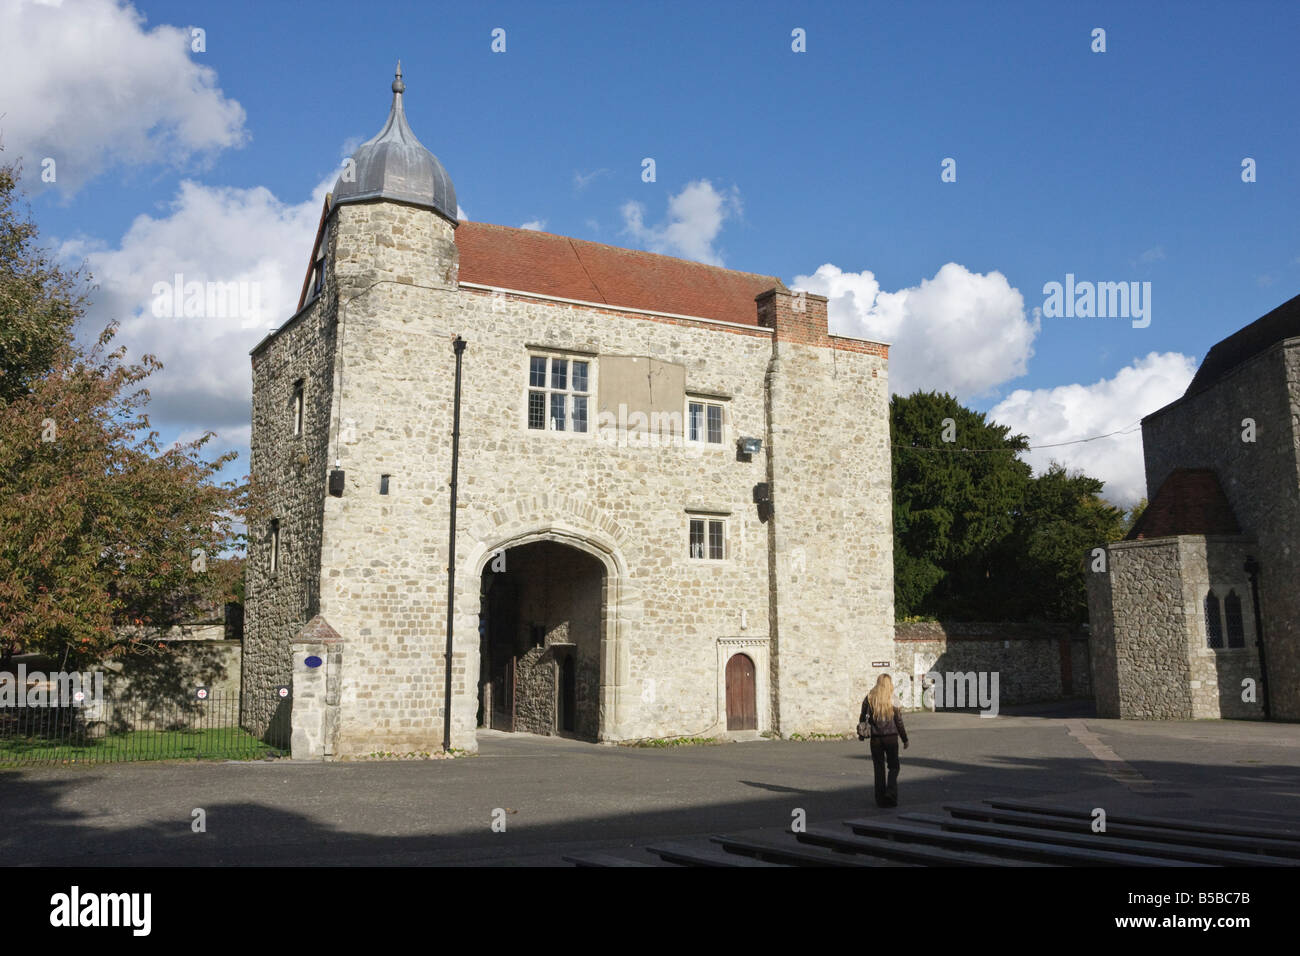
[{"xmin": 726, "ymin": 653, "xmax": 757, "ymax": 731}]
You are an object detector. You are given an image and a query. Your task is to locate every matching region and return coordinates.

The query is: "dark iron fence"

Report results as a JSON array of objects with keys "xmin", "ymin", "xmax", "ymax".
[{"xmin": 0, "ymin": 688, "xmax": 291, "ymax": 766}]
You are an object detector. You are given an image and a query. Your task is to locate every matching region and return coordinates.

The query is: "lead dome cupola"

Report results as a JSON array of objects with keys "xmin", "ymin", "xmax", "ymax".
[{"xmin": 331, "ymin": 62, "xmax": 457, "ymax": 222}]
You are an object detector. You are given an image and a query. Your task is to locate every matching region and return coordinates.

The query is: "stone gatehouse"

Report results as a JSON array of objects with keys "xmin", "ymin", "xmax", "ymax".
[
  {"xmin": 1087, "ymin": 292, "xmax": 1300, "ymax": 721},
  {"xmin": 242, "ymin": 66, "xmax": 895, "ymax": 756}
]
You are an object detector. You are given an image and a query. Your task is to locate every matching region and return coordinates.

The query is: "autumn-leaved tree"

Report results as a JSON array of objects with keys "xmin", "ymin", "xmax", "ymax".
[{"xmin": 0, "ymin": 163, "xmax": 246, "ymax": 670}]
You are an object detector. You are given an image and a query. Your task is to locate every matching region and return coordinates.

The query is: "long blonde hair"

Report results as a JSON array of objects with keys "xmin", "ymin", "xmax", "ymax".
[{"xmin": 867, "ymin": 674, "xmax": 895, "ymax": 724}]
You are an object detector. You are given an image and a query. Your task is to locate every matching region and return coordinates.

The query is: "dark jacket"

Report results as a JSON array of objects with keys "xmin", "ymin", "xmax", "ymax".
[{"xmin": 860, "ymin": 696, "xmax": 908, "ymax": 745}]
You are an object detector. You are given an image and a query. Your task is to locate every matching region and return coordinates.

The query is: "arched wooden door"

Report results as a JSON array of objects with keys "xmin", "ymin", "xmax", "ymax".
[{"xmin": 726, "ymin": 653, "xmax": 757, "ymax": 731}]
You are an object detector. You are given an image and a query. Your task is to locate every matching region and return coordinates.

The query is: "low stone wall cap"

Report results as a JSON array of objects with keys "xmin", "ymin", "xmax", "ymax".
[{"xmin": 292, "ymin": 615, "xmax": 345, "ymax": 645}]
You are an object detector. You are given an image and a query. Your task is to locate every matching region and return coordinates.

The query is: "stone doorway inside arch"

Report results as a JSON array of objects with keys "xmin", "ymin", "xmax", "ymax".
[{"xmin": 477, "ymin": 541, "xmax": 604, "ymax": 739}]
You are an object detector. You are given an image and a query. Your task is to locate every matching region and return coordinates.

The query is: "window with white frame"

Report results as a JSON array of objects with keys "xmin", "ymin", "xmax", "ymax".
[
  {"xmin": 687, "ymin": 399, "xmax": 725, "ymax": 444},
  {"xmin": 528, "ymin": 353, "xmax": 591, "ymax": 433},
  {"xmin": 689, "ymin": 516, "xmax": 726, "ymax": 560}
]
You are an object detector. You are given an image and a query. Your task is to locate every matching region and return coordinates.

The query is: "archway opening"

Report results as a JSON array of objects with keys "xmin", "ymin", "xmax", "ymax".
[{"xmin": 477, "ymin": 540, "xmax": 605, "ymax": 739}]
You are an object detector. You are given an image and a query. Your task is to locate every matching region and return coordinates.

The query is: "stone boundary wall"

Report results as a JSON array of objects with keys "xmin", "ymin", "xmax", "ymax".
[{"xmin": 893, "ymin": 622, "xmax": 1090, "ymax": 708}]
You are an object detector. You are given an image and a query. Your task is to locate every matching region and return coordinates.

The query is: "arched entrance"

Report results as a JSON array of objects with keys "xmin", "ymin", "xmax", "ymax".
[
  {"xmin": 477, "ymin": 540, "xmax": 605, "ymax": 739},
  {"xmin": 726, "ymin": 653, "xmax": 757, "ymax": 731}
]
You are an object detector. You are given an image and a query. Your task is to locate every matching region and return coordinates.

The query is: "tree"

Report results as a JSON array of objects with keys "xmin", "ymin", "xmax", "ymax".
[
  {"xmin": 0, "ymin": 164, "xmax": 85, "ymax": 405},
  {"xmin": 1002, "ymin": 463, "xmax": 1126, "ymax": 622},
  {"xmin": 1121, "ymin": 497, "xmax": 1147, "ymax": 537},
  {"xmin": 891, "ymin": 392, "xmax": 1127, "ymax": 623},
  {"xmin": 0, "ymin": 163, "xmax": 245, "ymax": 669},
  {"xmin": 890, "ymin": 391, "xmax": 1031, "ymax": 619}
]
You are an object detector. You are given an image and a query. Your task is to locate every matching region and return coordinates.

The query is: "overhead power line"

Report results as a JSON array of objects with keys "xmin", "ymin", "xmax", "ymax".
[{"xmin": 891, "ymin": 421, "xmax": 1143, "ymax": 454}]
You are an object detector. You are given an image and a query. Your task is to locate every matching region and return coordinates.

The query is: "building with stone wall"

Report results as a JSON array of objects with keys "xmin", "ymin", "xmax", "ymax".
[
  {"xmin": 1087, "ymin": 293, "xmax": 1300, "ymax": 720},
  {"xmin": 243, "ymin": 67, "xmax": 894, "ymax": 757}
]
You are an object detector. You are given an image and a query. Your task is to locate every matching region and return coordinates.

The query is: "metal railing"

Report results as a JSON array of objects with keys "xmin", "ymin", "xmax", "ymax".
[{"xmin": 0, "ymin": 688, "xmax": 291, "ymax": 766}]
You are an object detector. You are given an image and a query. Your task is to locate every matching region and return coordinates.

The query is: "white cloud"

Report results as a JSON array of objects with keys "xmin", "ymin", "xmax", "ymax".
[
  {"xmin": 621, "ymin": 179, "xmax": 739, "ymax": 265},
  {"xmin": 60, "ymin": 176, "xmax": 331, "ymax": 431},
  {"xmin": 0, "ymin": 0, "xmax": 248, "ymax": 192},
  {"xmin": 988, "ymin": 352, "xmax": 1197, "ymax": 507},
  {"xmin": 792, "ymin": 262, "xmax": 1037, "ymax": 399},
  {"xmin": 519, "ymin": 219, "xmax": 546, "ymax": 231},
  {"xmin": 574, "ymin": 168, "xmax": 610, "ymax": 191}
]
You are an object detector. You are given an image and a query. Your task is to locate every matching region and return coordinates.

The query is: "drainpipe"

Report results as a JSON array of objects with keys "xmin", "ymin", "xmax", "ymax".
[
  {"xmin": 1244, "ymin": 555, "xmax": 1271, "ymax": 720},
  {"xmin": 443, "ymin": 335, "xmax": 467, "ymax": 752}
]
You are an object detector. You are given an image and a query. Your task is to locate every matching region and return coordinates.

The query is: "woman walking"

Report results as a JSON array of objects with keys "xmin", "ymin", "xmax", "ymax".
[{"xmin": 858, "ymin": 674, "xmax": 909, "ymax": 808}]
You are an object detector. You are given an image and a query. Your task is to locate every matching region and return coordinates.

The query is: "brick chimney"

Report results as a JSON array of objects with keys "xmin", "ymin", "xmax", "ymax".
[{"xmin": 755, "ymin": 288, "xmax": 830, "ymax": 346}]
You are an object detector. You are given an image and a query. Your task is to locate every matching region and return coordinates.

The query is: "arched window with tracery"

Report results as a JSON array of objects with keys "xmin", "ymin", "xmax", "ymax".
[
  {"xmin": 1225, "ymin": 590, "xmax": 1245, "ymax": 648},
  {"xmin": 1204, "ymin": 591, "xmax": 1223, "ymax": 649}
]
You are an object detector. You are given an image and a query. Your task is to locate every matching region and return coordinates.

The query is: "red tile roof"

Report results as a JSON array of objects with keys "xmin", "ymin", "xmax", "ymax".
[
  {"xmin": 454, "ymin": 221, "xmax": 784, "ymax": 326},
  {"xmin": 1126, "ymin": 468, "xmax": 1241, "ymax": 540}
]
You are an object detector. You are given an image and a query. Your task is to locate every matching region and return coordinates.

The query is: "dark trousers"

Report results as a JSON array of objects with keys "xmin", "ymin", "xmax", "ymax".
[{"xmin": 870, "ymin": 734, "xmax": 901, "ymax": 807}]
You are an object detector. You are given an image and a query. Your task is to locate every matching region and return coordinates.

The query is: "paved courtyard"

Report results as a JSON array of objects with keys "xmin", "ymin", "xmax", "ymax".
[{"xmin": 2, "ymin": 708, "xmax": 1298, "ymax": 866}]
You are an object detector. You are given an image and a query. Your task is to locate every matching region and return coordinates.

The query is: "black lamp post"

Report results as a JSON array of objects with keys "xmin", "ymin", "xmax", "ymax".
[
  {"xmin": 1244, "ymin": 555, "xmax": 1271, "ymax": 720},
  {"xmin": 443, "ymin": 335, "xmax": 467, "ymax": 753}
]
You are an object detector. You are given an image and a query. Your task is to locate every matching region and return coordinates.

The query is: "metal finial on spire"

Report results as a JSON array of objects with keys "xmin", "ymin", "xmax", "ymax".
[{"xmin": 392, "ymin": 60, "xmax": 405, "ymax": 95}]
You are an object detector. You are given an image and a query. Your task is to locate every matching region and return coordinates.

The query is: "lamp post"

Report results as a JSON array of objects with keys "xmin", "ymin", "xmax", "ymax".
[
  {"xmin": 443, "ymin": 335, "xmax": 467, "ymax": 753},
  {"xmin": 1243, "ymin": 555, "xmax": 1271, "ymax": 720}
]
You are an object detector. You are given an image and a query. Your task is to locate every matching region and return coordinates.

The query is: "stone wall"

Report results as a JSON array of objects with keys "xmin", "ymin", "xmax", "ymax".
[
  {"xmin": 1140, "ymin": 338, "xmax": 1298, "ymax": 719},
  {"xmin": 762, "ymin": 290, "xmax": 895, "ymax": 735},
  {"xmin": 244, "ymin": 254, "xmax": 337, "ymax": 734},
  {"xmin": 1087, "ymin": 535, "xmax": 1263, "ymax": 720},
  {"xmin": 892, "ymin": 622, "xmax": 1089, "ymax": 708}
]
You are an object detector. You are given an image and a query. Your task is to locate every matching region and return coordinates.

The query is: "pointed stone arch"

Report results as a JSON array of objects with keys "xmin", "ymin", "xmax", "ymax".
[{"xmin": 466, "ymin": 496, "xmax": 640, "ymax": 741}]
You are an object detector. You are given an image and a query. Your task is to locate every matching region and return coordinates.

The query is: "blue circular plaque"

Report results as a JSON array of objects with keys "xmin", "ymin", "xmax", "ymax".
[{"xmin": 305, "ymin": 655, "xmax": 323, "ymax": 668}]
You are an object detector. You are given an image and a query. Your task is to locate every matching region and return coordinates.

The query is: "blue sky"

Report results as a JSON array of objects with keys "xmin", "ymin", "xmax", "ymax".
[{"xmin": 4, "ymin": 0, "xmax": 1298, "ymax": 505}]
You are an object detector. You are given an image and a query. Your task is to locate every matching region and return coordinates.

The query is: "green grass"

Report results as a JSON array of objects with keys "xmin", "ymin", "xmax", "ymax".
[{"xmin": 0, "ymin": 726, "xmax": 283, "ymax": 766}]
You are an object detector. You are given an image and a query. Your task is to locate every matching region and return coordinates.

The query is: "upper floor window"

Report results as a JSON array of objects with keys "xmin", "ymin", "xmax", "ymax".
[
  {"xmin": 528, "ymin": 354, "xmax": 590, "ymax": 433},
  {"xmin": 689, "ymin": 516, "xmax": 726, "ymax": 560},
  {"xmin": 1225, "ymin": 590, "xmax": 1245, "ymax": 648},
  {"xmin": 688, "ymin": 399, "xmax": 725, "ymax": 444},
  {"xmin": 1205, "ymin": 591, "xmax": 1223, "ymax": 649},
  {"xmin": 292, "ymin": 380, "xmax": 304, "ymax": 436}
]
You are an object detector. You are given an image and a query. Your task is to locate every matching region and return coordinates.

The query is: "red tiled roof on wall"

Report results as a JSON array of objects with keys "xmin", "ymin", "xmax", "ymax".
[
  {"xmin": 1126, "ymin": 468, "xmax": 1241, "ymax": 540},
  {"xmin": 454, "ymin": 221, "xmax": 784, "ymax": 326}
]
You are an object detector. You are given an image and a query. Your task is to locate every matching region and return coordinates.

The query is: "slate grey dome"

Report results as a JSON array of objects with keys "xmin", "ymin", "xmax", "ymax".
[{"xmin": 331, "ymin": 63, "xmax": 457, "ymax": 222}]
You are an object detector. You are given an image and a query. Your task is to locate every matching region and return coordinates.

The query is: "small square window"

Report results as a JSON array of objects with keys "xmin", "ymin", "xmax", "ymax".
[
  {"xmin": 688, "ymin": 517, "xmax": 726, "ymax": 560},
  {"xmin": 572, "ymin": 361, "xmax": 589, "ymax": 393},
  {"xmin": 551, "ymin": 358, "xmax": 568, "ymax": 391},
  {"xmin": 529, "ymin": 356, "xmax": 547, "ymax": 388},
  {"xmin": 528, "ymin": 391, "xmax": 546, "ymax": 430},
  {"xmin": 688, "ymin": 400, "xmax": 725, "ymax": 444}
]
